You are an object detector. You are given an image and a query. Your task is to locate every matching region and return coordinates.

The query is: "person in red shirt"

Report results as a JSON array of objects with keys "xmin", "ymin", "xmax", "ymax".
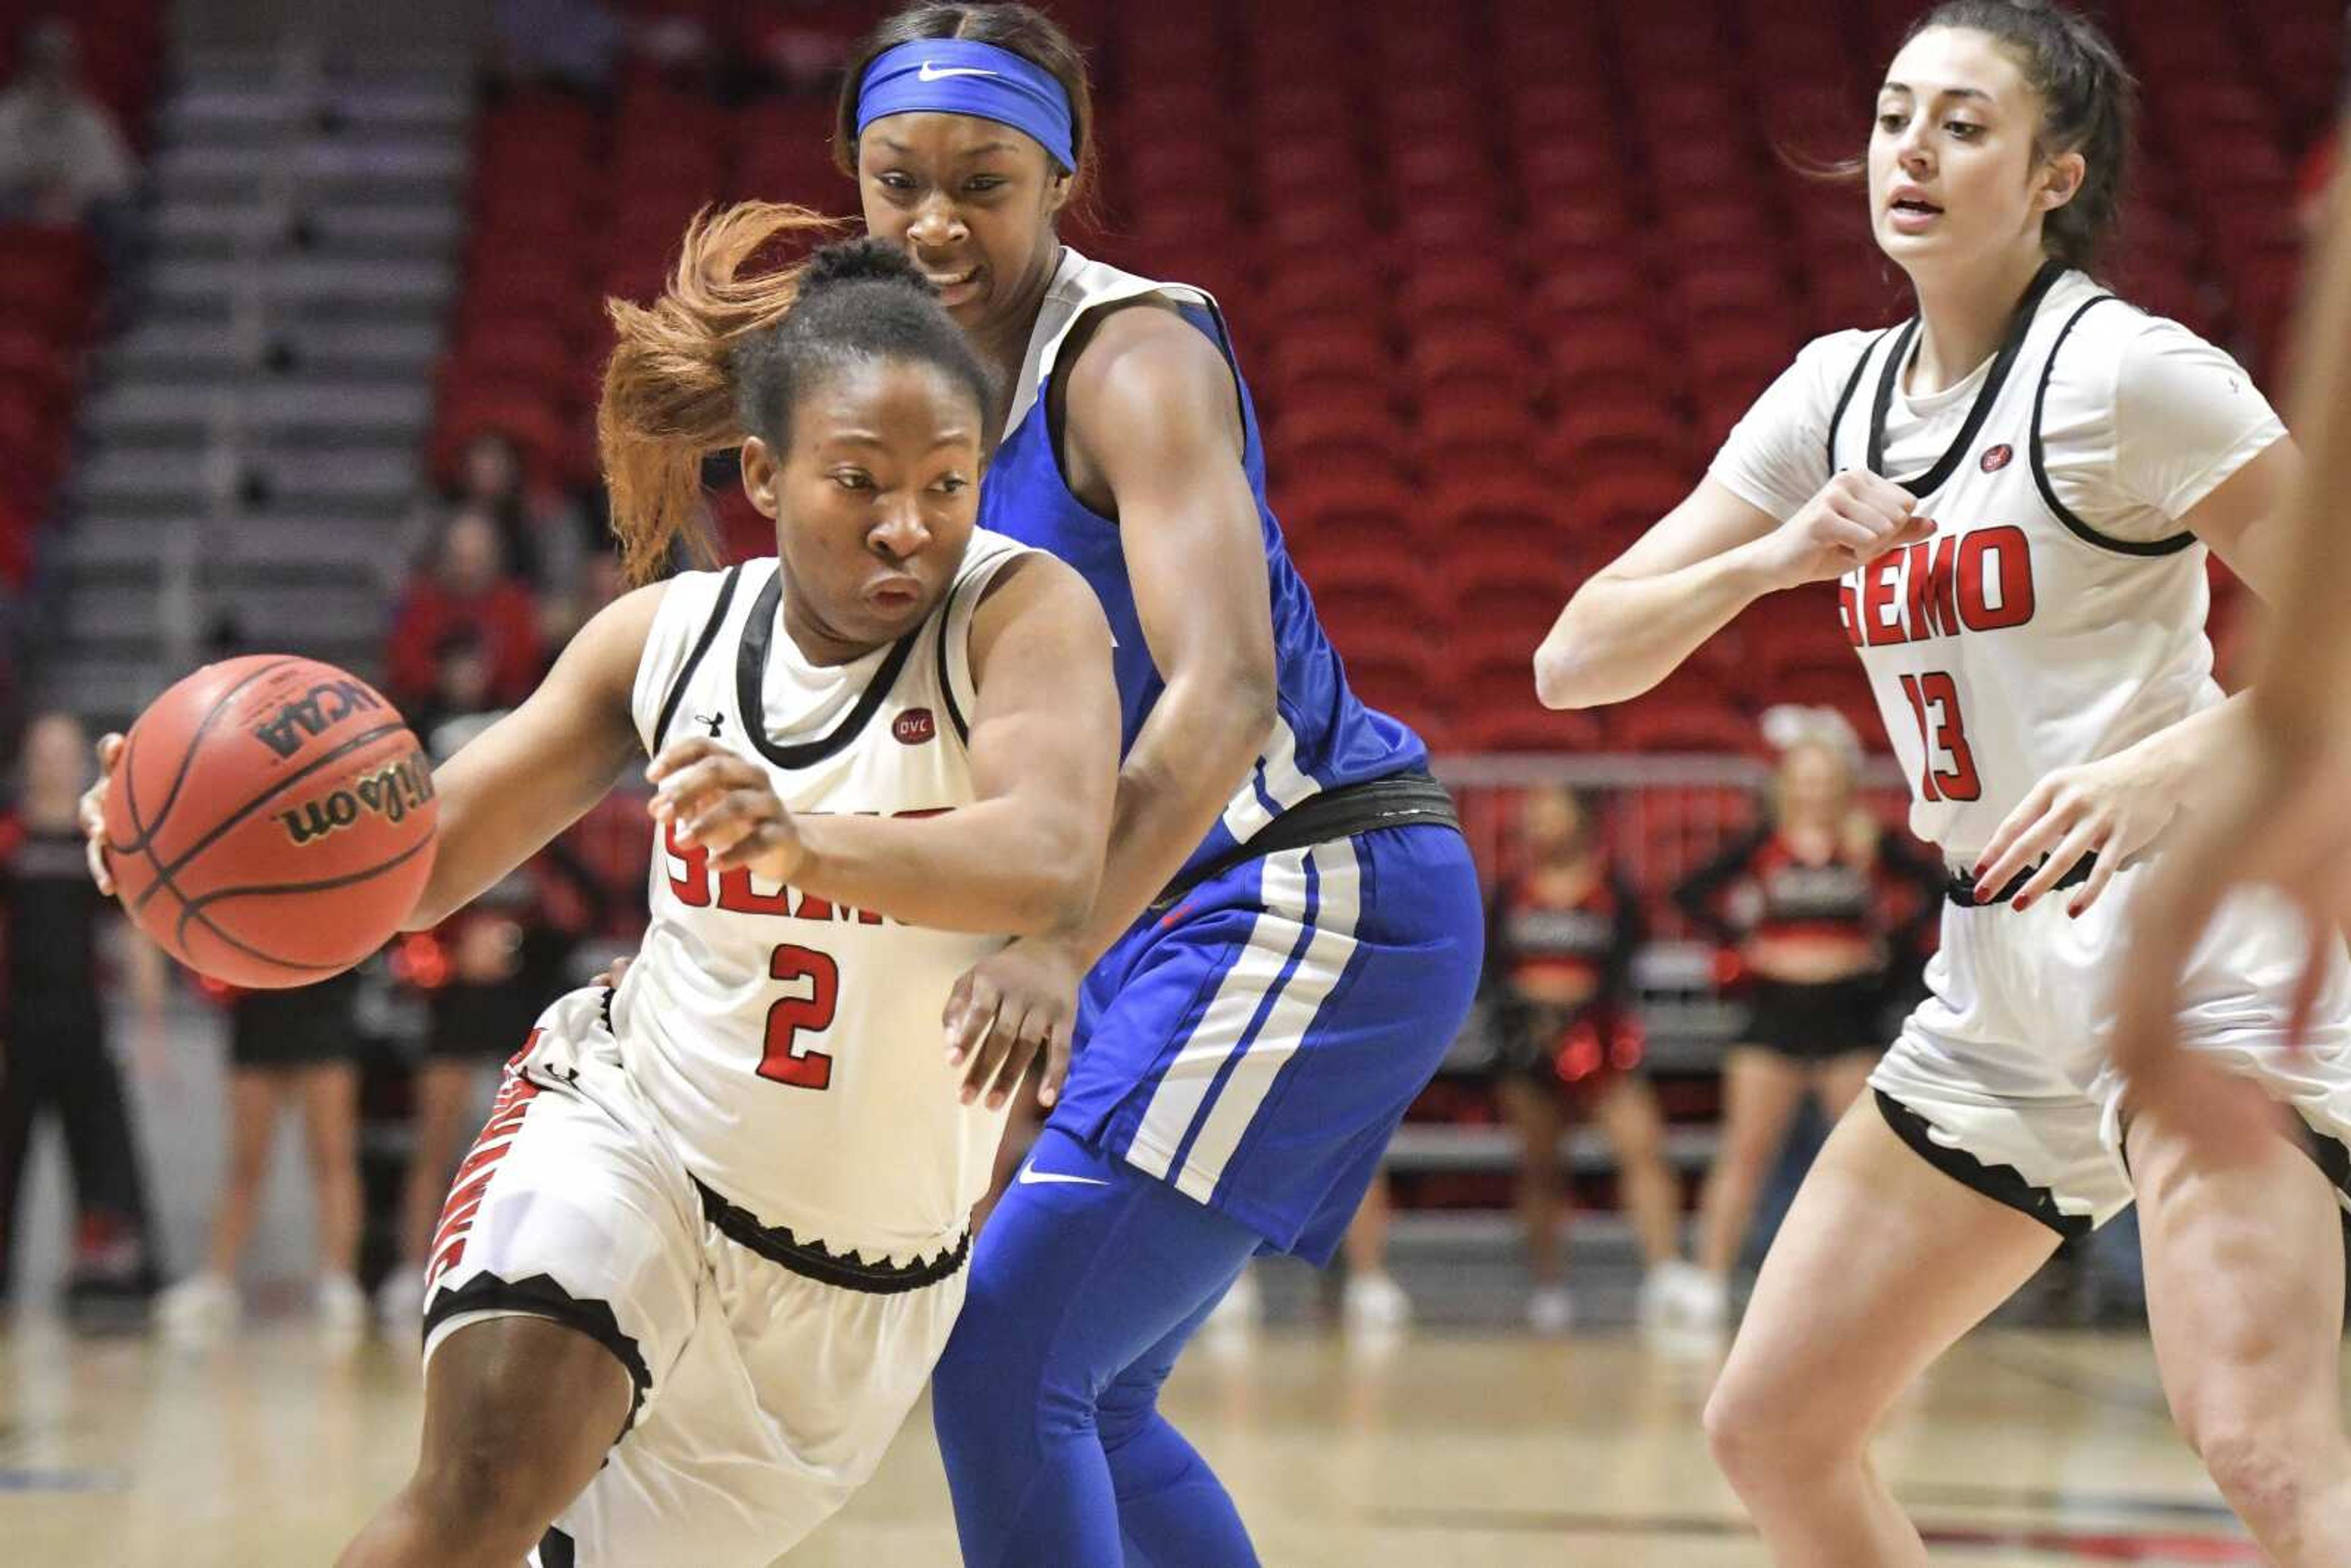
[{"xmin": 384, "ymin": 507, "xmax": 545, "ymax": 709}]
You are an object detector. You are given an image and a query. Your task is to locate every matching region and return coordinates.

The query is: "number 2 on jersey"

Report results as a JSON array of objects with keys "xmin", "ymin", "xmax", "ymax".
[
  {"xmin": 760, "ymin": 944, "xmax": 838, "ymax": 1090},
  {"xmin": 1897, "ymin": 672, "xmax": 1981, "ymax": 803}
]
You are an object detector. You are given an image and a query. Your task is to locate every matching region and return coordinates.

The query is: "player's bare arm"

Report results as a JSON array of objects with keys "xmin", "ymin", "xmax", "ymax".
[
  {"xmin": 398, "ymin": 583, "xmax": 667, "ymax": 929},
  {"xmin": 937, "ymin": 305, "xmax": 1278, "ymax": 1111},
  {"xmin": 1535, "ymin": 471, "xmax": 1935, "ymax": 710},
  {"xmin": 648, "ymin": 550, "xmax": 1119, "ymax": 937},
  {"xmin": 2118, "ymin": 140, "xmax": 2351, "ymax": 1144},
  {"xmin": 1972, "ymin": 437, "xmax": 2301, "ymax": 912},
  {"xmin": 1049, "ymin": 303, "xmax": 1280, "ymax": 961}
]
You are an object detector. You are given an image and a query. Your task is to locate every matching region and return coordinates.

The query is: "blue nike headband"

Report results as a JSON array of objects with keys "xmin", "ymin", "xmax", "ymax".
[{"xmin": 855, "ymin": 38, "xmax": 1077, "ymax": 174}]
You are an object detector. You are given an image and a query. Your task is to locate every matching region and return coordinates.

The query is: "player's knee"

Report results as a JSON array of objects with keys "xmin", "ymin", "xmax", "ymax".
[
  {"xmin": 409, "ymin": 1435, "xmax": 577, "ymax": 1559},
  {"xmin": 1703, "ymin": 1377, "xmax": 1850, "ymax": 1493},
  {"xmin": 2182, "ymin": 1414, "xmax": 2306, "ymax": 1531}
]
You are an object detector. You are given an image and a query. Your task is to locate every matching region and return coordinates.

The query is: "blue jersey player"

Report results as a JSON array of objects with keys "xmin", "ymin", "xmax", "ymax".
[{"xmin": 839, "ymin": 7, "xmax": 1485, "ymax": 1564}]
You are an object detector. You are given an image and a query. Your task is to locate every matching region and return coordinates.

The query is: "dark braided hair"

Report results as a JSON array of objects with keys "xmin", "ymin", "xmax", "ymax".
[{"xmin": 1904, "ymin": 1, "xmax": 2139, "ymax": 272}]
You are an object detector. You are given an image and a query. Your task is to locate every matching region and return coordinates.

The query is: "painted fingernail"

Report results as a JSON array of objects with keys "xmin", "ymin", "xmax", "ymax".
[
  {"xmin": 988, "ymin": 1092, "xmax": 1007, "ymax": 1109},
  {"xmin": 2067, "ymin": 902, "xmax": 2084, "ymax": 919},
  {"xmin": 2014, "ymin": 894, "xmax": 2033, "ymax": 911}
]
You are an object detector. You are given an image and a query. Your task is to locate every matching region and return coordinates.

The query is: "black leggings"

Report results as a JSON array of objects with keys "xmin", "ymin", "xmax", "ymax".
[{"xmin": 0, "ymin": 1013, "xmax": 157, "ymax": 1288}]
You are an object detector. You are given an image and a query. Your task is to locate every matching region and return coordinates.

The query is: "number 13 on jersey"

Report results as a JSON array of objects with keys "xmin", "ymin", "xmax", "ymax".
[{"xmin": 1898, "ymin": 671, "xmax": 1982, "ymax": 802}]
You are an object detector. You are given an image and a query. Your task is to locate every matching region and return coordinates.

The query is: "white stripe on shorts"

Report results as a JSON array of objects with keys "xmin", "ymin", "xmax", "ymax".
[
  {"xmin": 1169, "ymin": 841, "xmax": 1362, "ymax": 1205},
  {"xmin": 1126, "ymin": 849, "xmax": 1313, "ymax": 1184},
  {"xmin": 1218, "ymin": 714, "xmax": 1326, "ymax": 844},
  {"xmin": 1127, "ymin": 842, "xmax": 1365, "ymax": 1204}
]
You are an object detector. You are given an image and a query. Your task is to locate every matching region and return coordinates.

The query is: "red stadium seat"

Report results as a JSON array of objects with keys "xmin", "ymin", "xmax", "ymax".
[
  {"xmin": 1415, "ymin": 393, "xmax": 1545, "ymax": 479},
  {"xmin": 1614, "ymin": 700, "xmax": 1759, "ymax": 756},
  {"xmin": 444, "ymin": 321, "xmax": 583, "ymax": 405},
  {"xmin": 1429, "ymin": 473, "xmax": 1558, "ymax": 547},
  {"xmin": 1406, "ymin": 323, "xmax": 1539, "ymax": 405},
  {"xmin": 1281, "ymin": 475, "xmax": 1423, "ymax": 554},
  {"xmin": 1454, "ymin": 705, "xmax": 1605, "ymax": 755}
]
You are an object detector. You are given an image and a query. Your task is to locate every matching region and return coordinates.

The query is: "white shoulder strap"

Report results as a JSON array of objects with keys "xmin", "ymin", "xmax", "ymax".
[{"xmin": 1003, "ymin": 247, "xmax": 1215, "ymax": 438}]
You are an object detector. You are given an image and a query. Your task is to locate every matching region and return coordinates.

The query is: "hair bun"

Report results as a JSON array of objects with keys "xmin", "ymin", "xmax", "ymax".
[{"xmin": 799, "ymin": 236, "xmax": 934, "ymax": 299}]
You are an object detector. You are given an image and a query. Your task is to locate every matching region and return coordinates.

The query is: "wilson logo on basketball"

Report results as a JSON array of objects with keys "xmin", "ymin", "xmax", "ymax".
[
  {"xmin": 278, "ymin": 749, "xmax": 437, "ymax": 845},
  {"xmin": 1979, "ymin": 443, "xmax": 2014, "ymax": 473},
  {"xmin": 250, "ymin": 678, "xmax": 386, "ymax": 760},
  {"xmin": 893, "ymin": 708, "xmax": 937, "ymax": 746}
]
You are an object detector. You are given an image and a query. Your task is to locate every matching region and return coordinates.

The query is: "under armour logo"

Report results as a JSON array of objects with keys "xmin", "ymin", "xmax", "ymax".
[{"xmin": 694, "ymin": 711, "xmax": 725, "ymax": 738}]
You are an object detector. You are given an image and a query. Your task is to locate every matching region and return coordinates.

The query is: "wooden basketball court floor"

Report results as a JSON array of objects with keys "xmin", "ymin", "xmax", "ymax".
[{"xmin": 2, "ymin": 1315, "xmax": 2274, "ymax": 1566}]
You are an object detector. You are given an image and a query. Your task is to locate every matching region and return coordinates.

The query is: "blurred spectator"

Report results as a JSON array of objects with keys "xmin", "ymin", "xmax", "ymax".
[
  {"xmin": 156, "ymin": 969, "xmax": 367, "ymax": 1340},
  {"xmin": 384, "ymin": 507, "xmax": 544, "ymax": 709},
  {"xmin": 426, "ymin": 429, "xmax": 593, "ymax": 645},
  {"xmin": 0, "ymin": 20, "xmax": 134, "ymax": 236},
  {"xmin": 1668, "ymin": 710, "xmax": 1944, "ymax": 1329},
  {"xmin": 0, "ymin": 710, "xmax": 166, "ymax": 1324},
  {"xmin": 1483, "ymin": 785, "xmax": 1687, "ymax": 1335},
  {"xmin": 407, "ymin": 626, "xmax": 500, "ymax": 757}
]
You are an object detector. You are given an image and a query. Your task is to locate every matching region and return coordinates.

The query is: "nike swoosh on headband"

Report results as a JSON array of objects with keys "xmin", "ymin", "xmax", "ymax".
[
  {"xmin": 918, "ymin": 61, "xmax": 999, "ymax": 81},
  {"xmin": 1017, "ymin": 1167, "xmax": 1109, "ymax": 1187}
]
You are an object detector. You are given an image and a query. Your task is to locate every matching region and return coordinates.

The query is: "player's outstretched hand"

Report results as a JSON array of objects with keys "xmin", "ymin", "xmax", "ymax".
[
  {"xmin": 647, "ymin": 737, "xmax": 806, "ymax": 881},
  {"xmin": 1755, "ymin": 471, "xmax": 1936, "ymax": 589},
  {"xmin": 78, "ymin": 731, "xmax": 126, "ymax": 896},
  {"xmin": 943, "ymin": 936, "xmax": 1083, "ymax": 1113},
  {"xmin": 1972, "ymin": 744, "xmax": 2181, "ymax": 917}
]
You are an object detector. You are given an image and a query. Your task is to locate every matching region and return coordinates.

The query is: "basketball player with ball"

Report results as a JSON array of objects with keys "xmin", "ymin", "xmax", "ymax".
[{"xmin": 83, "ymin": 231, "xmax": 1119, "ymax": 1568}]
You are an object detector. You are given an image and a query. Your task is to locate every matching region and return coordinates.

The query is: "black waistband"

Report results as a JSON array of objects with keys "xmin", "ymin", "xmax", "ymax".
[
  {"xmin": 1149, "ymin": 770, "xmax": 1461, "ymax": 913},
  {"xmin": 1946, "ymin": 852, "xmax": 2096, "ymax": 909},
  {"xmin": 694, "ymin": 1179, "xmax": 969, "ymax": 1294}
]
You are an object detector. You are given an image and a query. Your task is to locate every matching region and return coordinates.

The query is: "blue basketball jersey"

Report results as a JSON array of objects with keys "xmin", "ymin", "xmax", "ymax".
[{"xmin": 977, "ymin": 249, "xmax": 1427, "ymax": 885}]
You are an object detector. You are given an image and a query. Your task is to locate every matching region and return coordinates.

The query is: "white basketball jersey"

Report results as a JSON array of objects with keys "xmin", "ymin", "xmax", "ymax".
[
  {"xmin": 612, "ymin": 531, "xmax": 1027, "ymax": 1269},
  {"xmin": 1827, "ymin": 268, "xmax": 2223, "ymax": 860}
]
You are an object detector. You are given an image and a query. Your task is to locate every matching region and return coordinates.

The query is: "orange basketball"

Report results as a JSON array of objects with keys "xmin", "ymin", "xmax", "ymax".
[{"xmin": 101, "ymin": 656, "xmax": 439, "ymax": 989}]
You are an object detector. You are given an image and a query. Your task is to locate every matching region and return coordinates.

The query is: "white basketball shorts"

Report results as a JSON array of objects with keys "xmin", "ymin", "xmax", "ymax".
[
  {"xmin": 1869, "ymin": 857, "xmax": 2351, "ymax": 1233},
  {"xmin": 416, "ymin": 989, "xmax": 965, "ymax": 1568}
]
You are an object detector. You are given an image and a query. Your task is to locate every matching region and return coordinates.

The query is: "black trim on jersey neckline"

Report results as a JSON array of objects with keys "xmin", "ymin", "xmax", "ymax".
[
  {"xmin": 538, "ymin": 1528, "xmax": 577, "ymax": 1568},
  {"xmin": 1865, "ymin": 257, "xmax": 2067, "ymax": 493},
  {"xmin": 1824, "ymin": 327, "xmax": 1891, "ymax": 475},
  {"xmin": 932, "ymin": 555, "xmax": 987, "ymax": 746},
  {"xmin": 2030, "ymin": 294, "xmax": 2199, "ymax": 558},
  {"xmin": 650, "ymin": 563, "xmax": 745, "ymax": 754},
  {"xmin": 735, "ymin": 568, "xmax": 922, "ymax": 771},
  {"xmin": 1875, "ymin": 1089, "xmax": 2092, "ymax": 1239}
]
